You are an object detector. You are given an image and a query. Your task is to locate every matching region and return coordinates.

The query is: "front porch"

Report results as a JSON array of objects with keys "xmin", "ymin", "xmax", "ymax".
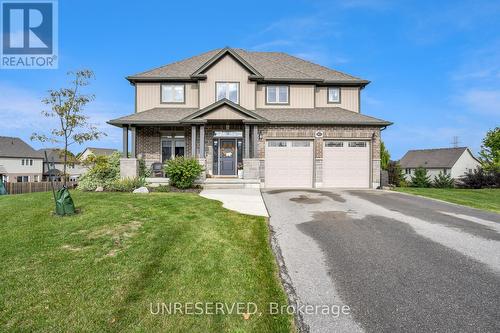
[{"xmin": 120, "ymin": 123, "xmax": 261, "ymax": 181}]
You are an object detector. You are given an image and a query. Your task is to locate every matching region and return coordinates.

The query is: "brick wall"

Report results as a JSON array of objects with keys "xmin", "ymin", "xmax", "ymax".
[{"xmin": 135, "ymin": 124, "xmax": 382, "ymax": 187}]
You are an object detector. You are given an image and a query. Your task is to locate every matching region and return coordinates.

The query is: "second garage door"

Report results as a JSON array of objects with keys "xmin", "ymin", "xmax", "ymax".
[
  {"xmin": 323, "ymin": 140, "xmax": 370, "ymax": 188},
  {"xmin": 265, "ymin": 140, "xmax": 313, "ymax": 188}
]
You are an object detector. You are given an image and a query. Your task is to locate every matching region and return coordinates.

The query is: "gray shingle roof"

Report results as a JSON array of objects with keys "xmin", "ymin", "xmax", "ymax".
[
  {"xmin": 38, "ymin": 148, "xmax": 65, "ymax": 163},
  {"xmin": 83, "ymin": 148, "xmax": 119, "ymax": 157},
  {"xmin": 108, "ymin": 104, "xmax": 391, "ymax": 126},
  {"xmin": 108, "ymin": 108, "xmax": 198, "ymax": 125},
  {"xmin": 127, "ymin": 47, "xmax": 367, "ymax": 84},
  {"xmin": 399, "ymin": 147, "xmax": 471, "ymax": 168},
  {"xmin": 253, "ymin": 107, "xmax": 391, "ymax": 125},
  {"xmin": 0, "ymin": 136, "xmax": 44, "ymax": 159}
]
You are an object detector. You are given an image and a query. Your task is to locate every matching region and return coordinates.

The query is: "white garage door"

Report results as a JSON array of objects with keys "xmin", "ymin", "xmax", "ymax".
[
  {"xmin": 265, "ymin": 140, "xmax": 313, "ymax": 188},
  {"xmin": 323, "ymin": 140, "xmax": 370, "ymax": 188}
]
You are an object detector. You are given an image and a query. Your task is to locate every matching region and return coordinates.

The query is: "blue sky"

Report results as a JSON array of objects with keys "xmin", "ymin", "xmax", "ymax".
[{"xmin": 1, "ymin": 0, "xmax": 499, "ymax": 159}]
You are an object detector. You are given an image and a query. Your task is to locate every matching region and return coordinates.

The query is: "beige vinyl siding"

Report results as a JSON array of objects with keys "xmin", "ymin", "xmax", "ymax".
[
  {"xmin": 315, "ymin": 87, "xmax": 359, "ymax": 112},
  {"xmin": 198, "ymin": 55, "xmax": 256, "ymax": 110},
  {"xmin": 256, "ymin": 84, "xmax": 315, "ymax": 109},
  {"xmin": 136, "ymin": 82, "xmax": 199, "ymax": 112},
  {"xmin": 203, "ymin": 105, "xmax": 251, "ymax": 120}
]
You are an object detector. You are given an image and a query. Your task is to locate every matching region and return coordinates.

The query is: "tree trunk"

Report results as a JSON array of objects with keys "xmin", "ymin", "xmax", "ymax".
[{"xmin": 63, "ymin": 137, "xmax": 68, "ymax": 186}]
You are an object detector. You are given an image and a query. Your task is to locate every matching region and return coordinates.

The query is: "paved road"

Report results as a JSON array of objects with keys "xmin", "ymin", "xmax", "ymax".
[{"xmin": 262, "ymin": 189, "xmax": 500, "ymax": 333}]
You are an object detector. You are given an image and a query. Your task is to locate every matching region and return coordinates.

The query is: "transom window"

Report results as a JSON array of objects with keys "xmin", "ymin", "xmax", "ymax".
[
  {"xmin": 348, "ymin": 141, "xmax": 367, "ymax": 147},
  {"xmin": 161, "ymin": 84, "xmax": 185, "ymax": 103},
  {"xmin": 216, "ymin": 82, "xmax": 239, "ymax": 103},
  {"xmin": 266, "ymin": 85, "xmax": 289, "ymax": 104},
  {"xmin": 268, "ymin": 140, "xmax": 287, "ymax": 147},
  {"xmin": 292, "ymin": 141, "xmax": 311, "ymax": 147},
  {"xmin": 325, "ymin": 141, "xmax": 343, "ymax": 147},
  {"xmin": 328, "ymin": 87, "xmax": 340, "ymax": 103}
]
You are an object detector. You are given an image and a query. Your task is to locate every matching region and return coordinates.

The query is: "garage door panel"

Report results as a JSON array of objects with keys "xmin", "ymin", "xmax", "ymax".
[
  {"xmin": 265, "ymin": 140, "xmax": 313, "ymax": 188},
  {"xmin": 323, "ymin": 140, "xmax": 370, "ymax": 188}
]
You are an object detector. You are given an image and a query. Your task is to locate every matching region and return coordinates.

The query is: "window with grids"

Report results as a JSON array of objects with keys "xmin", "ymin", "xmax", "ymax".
[
  {"xmin": 328, "ymin": 87, "xmax": 340, "ymax": 103},
  {"xmin": 266, "ymin": 85, "xmax": 288, "ymax": 104},
  {"xmin": 161, "ymin": 84, "xmax": 184, "ymax": 103},
  {"xmin": 216, "ymin": 82, "xmax": 239, "ymax": 103}
]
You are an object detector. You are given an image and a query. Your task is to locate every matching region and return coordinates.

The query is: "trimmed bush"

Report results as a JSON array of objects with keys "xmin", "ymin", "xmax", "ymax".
[
  {"xmin": 164, "ymin": 157, "xmax": 204, "ymax": 189},
  {"xmin": 457, "ymin": 167, "xmax": 498, "ymax": 189},
  {"xmin": 108, "ymin": 177, "xmax": 147, "ymax": 192},
  {"xmin": 78, "ymin": 152, "xmax": 121, "ymax": 191},
  {"xmin": 433, "ymin": 171, "xmax": 454, "ymax": 188},
  {"xmin": 410, "ymin": 167, "xmax": 431, "ymax": 188}
]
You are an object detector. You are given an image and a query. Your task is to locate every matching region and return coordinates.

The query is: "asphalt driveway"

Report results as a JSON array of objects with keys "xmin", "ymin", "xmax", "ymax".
[{"xmin": 262, "ymin": 189, "xmax": 500, "ymax": 333}]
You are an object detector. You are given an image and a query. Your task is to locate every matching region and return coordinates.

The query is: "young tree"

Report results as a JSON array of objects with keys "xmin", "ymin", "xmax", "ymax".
[
  {"xmin": 410, "ymin": 167, "xmax": 431, "ymax": 187},
  {"xmin": 380, "ymin": 141, "xmax": 391, "ymax": 170},
  {"xmin": 479, "ymin": 127, "xmax": 500, "ymax": 172},
  {"xmin": 387, "ymin": 161, "xmax": 405, "ymax": 186},
  {"xmin": 32, "ymin": 70, "xmax": 105, "ymax": 185},
  {"xmin": 433, "ymin": 171, "xmax": 454, "ymax": 188}
]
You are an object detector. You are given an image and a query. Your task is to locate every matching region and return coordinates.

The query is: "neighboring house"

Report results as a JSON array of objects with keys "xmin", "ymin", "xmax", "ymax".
[
  {"xmin": 399, "ymin": 147, "xmax": 481, "ymax": 181},
  {"xmin": 39, "ymin": 148, "xmax": 86, "ymax": 181},
  {"xmin": 0, "ymin": 136, "xmax": 43, "ymax": 183},
  {"xmin": 78, "ymin": 147, "xmax": 119, "ymax": 161},
  {"xmin": 109, "ymin": 47, "xmax": 392, "ymax": 188}
]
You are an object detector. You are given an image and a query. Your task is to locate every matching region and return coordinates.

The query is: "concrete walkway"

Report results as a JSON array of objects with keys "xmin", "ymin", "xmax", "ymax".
[{"xmin": 200, "ymin": 188, "xmax": 269, "ymax": 217}]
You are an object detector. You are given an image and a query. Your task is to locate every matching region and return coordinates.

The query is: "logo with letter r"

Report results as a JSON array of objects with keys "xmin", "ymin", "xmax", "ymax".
[{"xmin": 2, "ymin": 1, "xmax": 53, "ymax": 54}]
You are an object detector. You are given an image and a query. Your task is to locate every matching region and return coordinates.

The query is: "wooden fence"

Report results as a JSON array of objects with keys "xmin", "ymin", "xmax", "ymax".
[{"xmin": 4, "ymin": 181, "xmax": 77, "ymax": 195}]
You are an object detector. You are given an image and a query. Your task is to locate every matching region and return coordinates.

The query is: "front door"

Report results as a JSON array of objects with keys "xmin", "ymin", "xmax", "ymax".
[{"xmin": 220, "ymin": 139, "xmax": 236, "ymax": 175}]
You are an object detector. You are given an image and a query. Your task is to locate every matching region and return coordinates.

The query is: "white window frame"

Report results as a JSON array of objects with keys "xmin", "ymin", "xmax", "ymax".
[
  {"xmin": 216, "ymin": 82, "xmax": 239, "ymax": 104},
  {"xmin": 327, "ymin": 87, "xmax": 341, "ymax": 103},
  {"xmin": 266, "ymin": 85, "xmax": 289, "ymax": 104},
  {"xmin": 161, "ymin": 84, "xmax": 185, "ymax": 104}
]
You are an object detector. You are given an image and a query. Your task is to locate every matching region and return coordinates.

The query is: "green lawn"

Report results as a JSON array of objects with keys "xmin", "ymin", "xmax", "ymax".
[
  {"xmin": 394, "ymin": 188, "xmax": 500, "ymax": 213},
  {"xmin": 0, "ymin": 192, "xmax": 293, "ymax": 332}
]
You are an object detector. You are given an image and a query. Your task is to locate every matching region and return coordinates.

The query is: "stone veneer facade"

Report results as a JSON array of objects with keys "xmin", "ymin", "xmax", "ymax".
[{"xmin": 134, "ymin": 124, "xmax": 381, "ymax": 188}]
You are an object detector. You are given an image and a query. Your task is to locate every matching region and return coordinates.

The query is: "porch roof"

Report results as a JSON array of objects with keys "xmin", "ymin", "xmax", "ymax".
[{"xmin": 108, "ymin": 104, "xmax": 391, "ymax": 127}]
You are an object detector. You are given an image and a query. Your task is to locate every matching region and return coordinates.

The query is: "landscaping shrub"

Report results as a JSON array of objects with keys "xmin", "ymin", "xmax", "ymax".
[
  {"xmin": 387, "ymin": 161, "xmax": 406, "ymax": 186},
  {"xmin": 164, "ymin": 157, "xmax": 204, "ymax": 189},
  {"xmin": 457, "ymin": 167, "xmax": 498, "ymax": 189},
  {"xmin": 78, "ymin": 152, "xmax": 121, "ymax": 191},
  {"xmin": 148, "ymin": 185, "xmax": 170, "ymax": 192},
  {"xmin": 433, "ymin": 171, "xmax": 455, "ymax": 188},
  {"xmin": 410, "ymin": 167, "xmax": 431, "ymax": 187},
  {"xmin": 138, "ymin": 158, "xmax": 151, "ymax": 178},
  {"xmin": 108, "ymin": 177, "xmax": 147, "ymax": 192}
]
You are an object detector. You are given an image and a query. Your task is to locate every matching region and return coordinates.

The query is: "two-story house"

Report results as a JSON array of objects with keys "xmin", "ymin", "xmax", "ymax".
[
  {"xmin": 109, "ymin": 48, "xmax": 392, "ymax": 188},
  {"xmin": 39, "ymin": 148, "xmax": 87, "ymax": 181},
  {"xmin": 0, "ymin": 136, "xmax": 43, "ymax": 183}
]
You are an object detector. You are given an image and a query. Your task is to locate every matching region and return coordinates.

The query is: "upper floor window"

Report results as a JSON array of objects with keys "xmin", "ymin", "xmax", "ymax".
[
  {"xmin": 328, "ymin": 87, "xmax": 340, "ymax": 103},
  {"xmin": 216, "ymin": 82, "xmax": 239, "ymax": 103},
  {"xmin": 161, "ymin": 84, "xmax": 185, "ymax": 103},
  {"xmin": 266, "ymin": 85, "xmax": 288, "ymax": 104}
]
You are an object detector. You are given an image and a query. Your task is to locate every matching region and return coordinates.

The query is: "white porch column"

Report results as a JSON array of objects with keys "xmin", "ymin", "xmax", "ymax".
[
  {"xmin": 130, "ymin": 126, "xmax": 136, "ymax": 158},
  {"xmin": 244, "ymin": 125, "xmax": 250, "ymax": 158},
  {"xmin": 199, "ymin": 125, "xmax": 205, "ymax": 158},
  {"xmin": 191, "ymin": 125, "xmax": 197, "ymax": 157},
  {"xmin": 122, "ymin": 126, "xmax": 128, "ymax": 157}
]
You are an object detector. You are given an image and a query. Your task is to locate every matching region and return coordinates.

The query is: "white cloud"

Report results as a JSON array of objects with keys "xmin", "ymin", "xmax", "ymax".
[
  {"xmin": 462, "ymin": 89, "xmax": 500, "ymax": 116},
  {"xmin": 0, "ymin": 82, "xmax": 126, "ymax": 153}
]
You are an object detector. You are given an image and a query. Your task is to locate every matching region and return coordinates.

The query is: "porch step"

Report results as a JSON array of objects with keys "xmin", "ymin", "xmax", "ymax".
[{"xmin": 203, "ymin": 178, "xmax": 261, "ymax": 189}]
